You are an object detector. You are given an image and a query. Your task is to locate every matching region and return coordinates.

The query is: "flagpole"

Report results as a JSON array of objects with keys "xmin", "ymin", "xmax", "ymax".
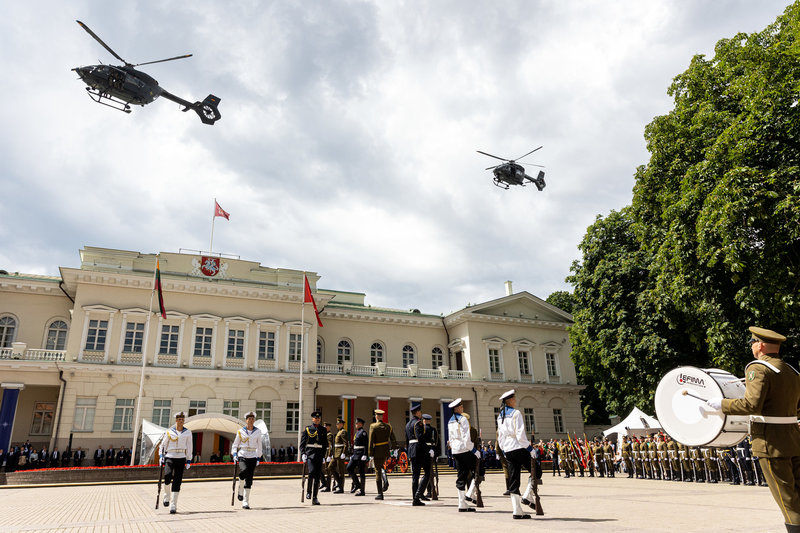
[
  {"xmin": 297, "ymin": 273, "xmax": 306, "ymax": 455},
  {"xmin": 210, "ymin": 199, "xmax": 217, "ymax": 252},
  {"xmin": 130, "ymin": 254, "xmax": 159, "ymax": 465}
]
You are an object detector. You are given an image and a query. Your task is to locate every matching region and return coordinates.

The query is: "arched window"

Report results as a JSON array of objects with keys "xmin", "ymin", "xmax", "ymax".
[
  {"xmin": 402, "ymin": 344, "xmax": 415, "ymax": 368},
  {"xmin": 46, "ymin": 320, "xmax": 69, "ymax": 350},
  {"xmin": 370, "ymin": 342, "xmax": 384, "ymax": 365},
  {"xmin": 0, "ymin": 316, "xmax": 17, "ymax": 348},
  {"xmin": 337, "ymin": 340, "xmax": 352, "ymax": 365},
  {"xmin": 431, "ymin": 346, "xmax": 444, "ymax": 369}
]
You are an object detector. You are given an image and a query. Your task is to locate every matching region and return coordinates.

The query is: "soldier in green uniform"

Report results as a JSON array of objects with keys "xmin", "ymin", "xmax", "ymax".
[
  {"xmin": 703, "ymin": 448, "xmax": 718, "ymax": 483},
  {"xmin": 603, "ymin": 439, "xmax": 615, "ymax": 477},
  {"xmin": 666, "ymin": 436, "xmax": 679, "ymax": 481},
  {"xmin": 593, "ymin": 439, "xmax": 605, "ymax": 477},
  {"xmin": 677, "ymin": 441, "xmax": 691, "ymax": 482},
  {"xmin": 332, "ymin": 418, "xmax": 350, "ymax": 494},
  {"xmin": 656, "ymin": 434, "xmax": 669, "ymax": 480},
  {"xmin": 558, "ymin": 440, "xmax": 572, "ymax": 478},
  {"xmin": 707, "ymin": 327, "xmax": 800, "ymax": 532},
  {"xmin": 648, "ymin": 436, "xmax": 660, "ymax": 480},
  {"xmin": 621, "ymin": 436, "xmax": 633, "ymax": 478},
  {"xmin": 368, "ymin": 408, "xmax": 397, "ymax": 500},
  {"xmin": 631, "ymin": 437, "xmax": 642, "ymax": 478},
  {"xmin": 691, "ymin": 446, "xmax": 705, "ymax": 482}
]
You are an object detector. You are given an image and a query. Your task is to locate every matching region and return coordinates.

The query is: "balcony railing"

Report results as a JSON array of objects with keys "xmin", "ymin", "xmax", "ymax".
[
  {"xmin": 488, "ymin": 371, "xmax": 505, "ymax": 381},
  {"xmin": 155, "ymin": 353, "xmax": 179, "ymax": 367},
  {"xmin": 547, "ymin": 375, "xmax": 562, "ymax": 384},
  {"xmin": 256, "ymin": 358, "xmax": 278, "ymax": 372},
  {"xmin": 119, "ymin": 352, "xmax": 142, "ymax": 365},
  {"xmin": 351, "ymin": 364, "xmax": 376, "ymax": 376},
  {"xmin": 0, "ymin": 348, "xmax": 66, "ymax": 361},
  {"xmin": 518, "ymin": 374, "xmax": 534, "ymax": 383},
  {"xmin": 447, "ymin": 369, "xmax": 470, "ymax": 380},
  {"xmin": 316, "ymin": 363, "xmax": 343, "ymax": 374},
  {"xmin": 386, "ymin": 366, "xmax": 410, "ymax": 378},
  {"xmin": 417, "ymin": 368, "xmax": 440, "ymax": 379}
]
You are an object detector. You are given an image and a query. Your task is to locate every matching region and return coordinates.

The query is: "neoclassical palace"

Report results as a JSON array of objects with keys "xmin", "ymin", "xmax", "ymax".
[{"xmin": 0, "ymin": 246, "xmax": 583, "ymax": 460}]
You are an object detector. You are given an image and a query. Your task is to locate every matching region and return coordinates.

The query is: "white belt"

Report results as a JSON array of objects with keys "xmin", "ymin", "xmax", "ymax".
[
  {"xmin": 239, "ymin": 447, "xmax": 257, "ymax": 451},
  {"xmin": 353, "ymin": 446, "xmax": 365, "ymax": 450},
  {"xmin": 750, "ymin": 415, "xmax": 798, "ymax": 424},
  {"xmin": 408, "ymin": 439, "xmax": 419, "ymax": 444},
  {"xmin": 335, "ymin": 444, "xmax": 345, "ymax": 448},
  {"xmin": 307, "ymin": 444, "xmax": 323, "ymax": 448},
  {"xmin": 166, "ymin": 448, "xmax": 186, "ymax": 453}
]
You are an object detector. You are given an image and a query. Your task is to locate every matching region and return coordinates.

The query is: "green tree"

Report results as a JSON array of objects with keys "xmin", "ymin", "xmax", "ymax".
[{"xmin": 545, "ymin": 290, "xmax": 578, "ymax": 315}]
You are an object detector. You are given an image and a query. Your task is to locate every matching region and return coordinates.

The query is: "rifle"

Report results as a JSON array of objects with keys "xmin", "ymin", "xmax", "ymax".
[
  {"xmin": 530, "ymin": 456, "xmax": 543, "ymax": 515},
  {"xmin": 429, "ymin": 458, "xmax": 439, "ymax": 500},
  {"xmin": 231, "ymin": 460, "xmax": 238, "ymax": 506},
  {"xmin": 300, "ymin": 458, "xmax": 308, "ymax": 502},
  {"xmin": 474, "ymin": 453, "xmax": 484, "ymax": 508},
  {"xmin": 155, "ymin": 461, "xmax": 164, "ymax": 509}
]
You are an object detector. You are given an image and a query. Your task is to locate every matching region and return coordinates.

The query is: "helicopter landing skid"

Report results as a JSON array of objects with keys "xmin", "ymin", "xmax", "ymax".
[
  {"xmin": 492, "ymin": 177, "xmax": 511, "ymax": 190},
  {"xmin": 85, "ymin": 87, "xmax": 132, "ymax": 113}
]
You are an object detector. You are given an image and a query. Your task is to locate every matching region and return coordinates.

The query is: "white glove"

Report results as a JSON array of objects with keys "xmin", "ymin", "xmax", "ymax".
[
  {"xmin": 233, "ymin": 454, "xmax": 238, "ymax": 464},
  {"xmin": 340, "ymin": 453, "xmax": 345, "ymax": 459},
  {"xmin": 473, "ymin": 450, "xmax": 480, "ymax": 459},
  {"xmin": 361, "ymin": 455, "xmax": 368, "ymax": 461},
  {"xmin": 160, "ymin": 457, "xmax": 165, "ymax": 466},
  {"xmin": 185, "ymin": 462, "xmax": 191, "ymax": 470},
  {"xmin": 256, "ymin": 460, "xmax": 260, "ymax": 466},
  {"xmin": 530, "ymin": 449, "xmax": 537, "ymax": 458},
  {"xmin": 430, "ymin": 449, "xmax": 435, "ymax": 458},
  {"xmin": 706, "ymin": 397, "xmax": 723, "ymax": 411},
  {"xmin": 326, "ymin": 456, "xmax": 332, "ymax": 463},
  {"xmin": 302, "ymin": 453, "xmax": 308, "ymax": 462}
]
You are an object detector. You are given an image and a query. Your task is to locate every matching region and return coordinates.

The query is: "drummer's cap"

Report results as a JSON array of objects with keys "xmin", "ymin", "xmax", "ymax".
[
  {"xmin": 749, "ymin": 326, "xmax": 787, "ymax": 344},
  {"xmin": 374, "ymin": 409, "xmax": 385, "ymax": 415},
  {"xmin": 448, "ymin": 398, "xmax": 462, "ymax": 409},
  {"xmin": 500, "ymin": 389, "xmax": 515, "ymax": 401}
]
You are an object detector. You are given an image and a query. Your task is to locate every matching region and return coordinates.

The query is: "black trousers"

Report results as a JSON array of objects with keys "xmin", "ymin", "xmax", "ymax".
[
  {"xmin": 410, "ymin": 455, "xmax": 431, "ymax": 499},
  {"xmin": 453, "ymin": 451, "xmax": 476, "ymax": 490},
  {"xmin": 504, "ymin": 448, "xmax": 532, "ymax": 495},
  {"xmin": 306, "ymin": 456, "xmax": 323, "ymax": 496},
  {"xmin": 347, "ymin": 456, "xmax": 366, "ymax": 488},
  {"xmin": 238, "ymin": 457, "xmax": 258, "ymax": 488},
  {"xmin": 164, "ymin": 457, "xmax": 187, "ymax": 492}
]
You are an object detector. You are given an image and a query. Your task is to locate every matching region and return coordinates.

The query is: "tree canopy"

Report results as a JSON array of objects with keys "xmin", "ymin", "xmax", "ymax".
[{"xmin": 569, "ymin": 3, "xmax": 800, "ymax": 420}]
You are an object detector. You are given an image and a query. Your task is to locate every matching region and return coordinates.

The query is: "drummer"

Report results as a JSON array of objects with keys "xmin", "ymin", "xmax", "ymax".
[{"xmin": 705, "ymin": 326, "xmax": 800, "ymax": 532}]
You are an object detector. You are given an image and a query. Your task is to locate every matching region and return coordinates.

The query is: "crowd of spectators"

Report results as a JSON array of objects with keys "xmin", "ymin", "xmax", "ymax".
[{"xmin": 1, "ymin": 442, "xmax": 133, "ymax": 471}]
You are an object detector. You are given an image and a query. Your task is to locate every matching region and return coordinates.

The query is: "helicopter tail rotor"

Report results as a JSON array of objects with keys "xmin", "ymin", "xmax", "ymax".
[
  {"xmin": 188, "ymin": 94, "xmax": 222, "ymax": 125},
  {"xmin": 527, "ymin": 170, "xmax": 546, "ymax": 191}
]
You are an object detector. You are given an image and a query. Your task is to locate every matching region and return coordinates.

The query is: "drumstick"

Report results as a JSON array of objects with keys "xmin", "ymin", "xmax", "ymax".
[{"xmin": 681, "ymin": 390, "xmax": 708, "ymax": 402}]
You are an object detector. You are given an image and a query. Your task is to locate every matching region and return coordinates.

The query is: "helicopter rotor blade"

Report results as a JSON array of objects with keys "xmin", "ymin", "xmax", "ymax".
[
  {"xmin": 485, "ymin": 164, "xmax": 502, "ymax": 170},
  {"xmin": 134, "ymin": 54, "xmax": 193, "ymax": 67},
  {"xmin": 514, "ymin": 146, "xmax": 543, "ymax": 162},
  {"xmin": 477, "ymin": 150, "xmax": 510, "ymax": 162},
  {"xmin": 76, "ymin": 20, "xmax": 129, "ymax": 66}
]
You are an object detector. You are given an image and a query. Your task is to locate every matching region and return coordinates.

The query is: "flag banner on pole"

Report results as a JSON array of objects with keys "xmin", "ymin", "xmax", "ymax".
[
  {"xmin": 342, "ymin": 398, "xmax": 355, "ymax": 437},
  {"xmin": 155, "ymin": 259, "xmax": 167, "ymax": 319},
  {"xmin": 214, "ymin": 200, "xmax": 230, "ymax": 220},
  {"xmin": 303, "ymin": 275, "xmax": 323, "ymax": 327}
]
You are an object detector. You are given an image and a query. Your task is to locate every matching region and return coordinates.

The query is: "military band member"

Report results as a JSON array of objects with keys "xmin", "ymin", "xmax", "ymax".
[
  {"xmin": 736, "ymin": 436, "xmax": 755, "ymax": 486},
  {"xmin": 347, "ymin": 417, "xmax": 368, "ymax": 496},
  {"xmin": 703, "ymin": 448, "xmax": 718, "ymax": 483},
  {"xmin": 447, "ymin": 399, "xmax": 478, "ymax": 512},
  {"xmin": 666, "ymin": 436, "xmax": 679, "ymax": 481},
  {"xmin": 422, "ymin": 413, "xmax": 438, "ymax": 499},
  {"xmin": 232, "ymin": 411, "xmax": 263, "ymax": 509},
  {"xmin": 603, "ymin": 439, "xmax": 615, "ymax": 477},
  {"xmin": 708, "ymin": 327, "xmax": 800, "ymax": 531},
  {"xmin": 678, "ymin": 440, "xmax": 692, "ymax": 482},
  {"xmin": 333, "ymin": 418, "xmax": 350, "ymax": 494},
  {"xmin": 497, "ymin": 390, "xmax": 537, "ymax": 519},
  {"xmin": 300, "ymin": 409, "xmax": 328, "ymax": 505},
  {"xmin": 592, "ymin": 439, "xmax": 604, "ymax": 477},
  {"xmin": 405, "ymin": 402, "xmax": 430, "ymax": 506},
  {"xmin": 160, "ymin": 411, "xmax": 193, "ymax": 514},
  {"xmin": 656, "ymin": 434, "xmax": 669, "ymax": 480},
  {"xmin": 368, "ymin": 408, "xmax": 397, "ymax": 500},
  {"xmin": 621, "ymin": 436, "xmax": 633, "ymax": 478}
]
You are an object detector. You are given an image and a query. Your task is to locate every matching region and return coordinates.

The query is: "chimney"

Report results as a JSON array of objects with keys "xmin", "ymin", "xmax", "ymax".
[{"xmin": 505, "ymin": 280, "xmax": 513, "ymax": 296}]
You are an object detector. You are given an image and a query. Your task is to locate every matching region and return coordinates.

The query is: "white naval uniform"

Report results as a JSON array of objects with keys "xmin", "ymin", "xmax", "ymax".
[
  {"xmin": 448, "ymin": 414, "xmax": 474, "ymax": 454},
  {"xmin": 232, "ymin": 426, "xmax": 264, "ymax": 459},
  {"xmin": 497, "ymin": 406, "xmax": 535, "ymax": 515},
  {"xmin": 160, "ymin": 426, "xmax": 193, "ymax": 460},
  {"xmin": 448, "ymin": 413, "xmax": 477, "ymax": 509},
  {"xmin": 496, "ymin": 406, "xmax": 530, "ymax": 453}
]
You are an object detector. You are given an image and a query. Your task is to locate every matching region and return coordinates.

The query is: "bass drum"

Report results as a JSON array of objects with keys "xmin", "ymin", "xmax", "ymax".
[{"xmin": 654, "ymin": 366, "xmax": 749, "ymax": 447}]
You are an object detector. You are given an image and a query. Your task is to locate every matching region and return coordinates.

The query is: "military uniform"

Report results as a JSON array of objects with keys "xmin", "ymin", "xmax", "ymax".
[
  {"xmin": 300, "ymin": 410, "xmax": 328, "ymax": 505},
  {"xmin": 368, "ymin": 409, "xmax": 397, "ymax": 500},
  {"xmin": 322, "ymin": 423, "xmax": 335, "ymax": 491},
  {"xmin": 719, "ymin": 327, "xmax": 800, "ymax": 529},
  {"xmin": 497, "ymin": 389, "xmax": 537, "ymax": 519},
  {"xmin": 159, "ymin": 412, "xmax": 193, "ymax": 514},
  {"xmin": 423, "ymin": 415, "xmax": 439, "ymax": 498},
  {"xmin": 666, "ymin": 438, "xmax": 679, "ymax": 481},
  {"xmin": 347, "ymin": 418, "xmax": 368, "ymax": 495},
  {"xmin": 593, "ymin": 440, "xmax": 605, "ymax": 477},
  {"xmin": 231, "ymin": 412, "xmax": 263, "ymax": 509},
  {"xmin": 656, "ymin": 436, "xmax": 669, "ymax": 480},
  {"xmin": 621, "ymin": 438, "xmax": 633, "ymax": 478},
  {"xmin": 603, "ymin": 441, "xmax": 615, "ymax": 477},
  {"xmin": 448, "ymin": 399, "xmax": 478, "ymax": 512},
  {"xmin": 332, "ymin": 419, "xmax": 350, "ymax": 494},
  {"xmin": 405, "ymin": 403, "xmax": 430, "ymax": 505}
]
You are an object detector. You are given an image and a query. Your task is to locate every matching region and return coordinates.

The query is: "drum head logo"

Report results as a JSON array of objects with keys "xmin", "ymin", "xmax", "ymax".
[{"xmin": 676, "ymin": 373, "xmax": 706, "ymax": 388}]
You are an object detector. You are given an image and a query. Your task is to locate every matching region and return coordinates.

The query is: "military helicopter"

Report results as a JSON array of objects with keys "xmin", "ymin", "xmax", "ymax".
[
  {"xmin": 72, "ymin": 20, "xmax": 221, "ymax": 125},
  {"xmin": 477, "ymin": 146, "xmax": 546, "ymax": 190}
]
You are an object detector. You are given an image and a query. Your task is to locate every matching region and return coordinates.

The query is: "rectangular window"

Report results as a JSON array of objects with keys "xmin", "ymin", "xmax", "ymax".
[
  {"xmin": 489, "ymin": 348, "xmax": 501, "ymax": 373},
  {"xmin": 553, "ymin": 408, "xmax": 564, "ymax": 433},
  {"xmin": 286, "ymin": 401, "xmax": 299, "ymax": 432},
  {"xmin": 518, "ymin": 351, "xmax": 530, "ymax": 375},
  {"xmin": 431, "ymin": 348, "xmax": 443, "ymax": 369},
  {"xmin": 30, "ymin": 402, "xmax": 56, "ymax": 435},
  {"xmin": 524, "ymin": 407, "xmax": 536, "ymax": 433},
  {"xmin": 223, "ymin": 400, "xmax": 240, "ymax": 418},
  {"xmin": 256, "ymin": 401, "xmax": 271, "ymax": 431},
  {"xmin": 546, "ymin": 353, "xmax": 559, "ymax": 377},
  {"xmin": 288, "ymin": 334, "xmax": 301, "ymax": 362},
  {"xmin": 160, "ymin": 325, "xmax": 180, "ymax": 355},
  {"xmin": 152, "ymin": 399, "xmax": 172, "ymax": 427},
  {"xmin": 194, "ymin": 327, "xmax": 213, "ymax": 357},
  {"xmin": 227, "ymin": 329, "xmax": 245, "ymax": 358},
  {"xmin": 123, "ymin": 322, "xmax": 145, "ymax": 353},
  {"xmin": 85, "ymin": 319, "xmax": 108, "ymax": 351},
  {"xmin": 189, "ymin": 400, "xmax": 206, "ymax": 417},
  {"xmin": 258, "ymin": 331, "xmax": 275, "ymax": 360},
  {"xmin": 112, "ymin": 399, "xmax": 135, "ymax": 432},
  {"xmin": 72, "ymin": 397, "xmax": 96, "ymax": 432}
]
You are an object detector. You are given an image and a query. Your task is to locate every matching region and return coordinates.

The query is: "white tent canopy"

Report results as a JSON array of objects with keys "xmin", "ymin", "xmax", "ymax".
[
  {"xmin": 139, "ymin": 413, "xmax": 271, "ymax": 464},
  {"xmin": 603, "ymin": 407, "xmax": 661, "ymax": 438}
]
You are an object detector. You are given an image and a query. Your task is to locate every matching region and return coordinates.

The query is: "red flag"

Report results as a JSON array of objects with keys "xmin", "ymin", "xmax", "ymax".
[
  {"xmin": 155, "ymin": 259, "xmax": 167, "ymax": 319},
  {"xmin": 214, "ymin": 200, "xmax": 230, "ymax": 220},
  {"xmin": 304, "ymin": 275, "xmax": 323, "ymax": 327}
]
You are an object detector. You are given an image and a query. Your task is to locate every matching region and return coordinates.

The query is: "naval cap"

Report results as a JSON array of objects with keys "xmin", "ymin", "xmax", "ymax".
[
  {"xmin": 500, "ymin": 389, "xmax": 515, "ymax": 401},
  {"xmin": 174, "ymin": 411, "xmax": 187, "ymax": 418},
  {"xmin": 448, "ymin": 398, "xmax": 462, "ymax": 409},
  {"xmin": 749, "ymin": 326, "xmax": 787, "ymax": 344}
]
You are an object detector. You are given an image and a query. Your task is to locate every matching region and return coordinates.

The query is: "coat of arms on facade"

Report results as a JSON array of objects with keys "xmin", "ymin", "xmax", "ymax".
[{"xmin": 191, "ymin": 256, "xmax": 229, "ymax": 278}]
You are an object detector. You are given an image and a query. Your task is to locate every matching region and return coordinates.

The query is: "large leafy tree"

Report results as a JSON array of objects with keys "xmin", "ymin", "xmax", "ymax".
[{"xmin": 570, "ymin": 3, "xmax": 800, "ymax": 420}]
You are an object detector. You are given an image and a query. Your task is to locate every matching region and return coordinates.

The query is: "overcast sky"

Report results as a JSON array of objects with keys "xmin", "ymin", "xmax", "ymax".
[{"xmin": 0, "ymin": 0, "xmax": 791, "ymax": 316}]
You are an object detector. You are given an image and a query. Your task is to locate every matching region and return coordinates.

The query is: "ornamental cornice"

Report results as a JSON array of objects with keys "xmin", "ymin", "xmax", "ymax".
[
  {"xmin": 321, "ymin": 309, "xmax": 442, "ymax": 328},
  {"xmin": 0, "ymin": 277, "xmax": 63, "ymax": 296},
  {"xmin": 445, "ymin": 311, "xmax": 569, "ymax": 331}
]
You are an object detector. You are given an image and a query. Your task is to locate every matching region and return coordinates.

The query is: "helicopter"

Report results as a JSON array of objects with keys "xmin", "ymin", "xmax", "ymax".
[
  {"xmin": 72, "ymin": 20, "xmax": 221, "ymax": 125},
  {"xmin": 477, "ymin": 146, "xmax": 546, "ymax": 190}
]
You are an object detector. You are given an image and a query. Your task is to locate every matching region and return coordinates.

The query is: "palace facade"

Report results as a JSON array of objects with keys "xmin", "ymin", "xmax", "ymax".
[{"xmin": 0, "ymin": 246, "xmax": 583, "ymax": 461}]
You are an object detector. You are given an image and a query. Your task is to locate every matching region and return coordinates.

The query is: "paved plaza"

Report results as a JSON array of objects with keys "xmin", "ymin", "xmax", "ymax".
[{"xmin": 0, "ymin": 472, "xmax": 783, "ymax": 532}]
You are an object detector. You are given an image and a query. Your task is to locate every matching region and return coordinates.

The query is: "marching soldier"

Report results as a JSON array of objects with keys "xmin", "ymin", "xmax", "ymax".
[
  {"xmin": 678, "ymin": 440, "xmax": 691, "ymax": 482},
  {"xmin": 666, "ymin": 436, "xmax": 679, "ymax": 481},
  {"xmin": 300, "ymin": 409, "xmax": 328, "ymax": 505},
  {"xmin": 347, "ymin": 417, "xmax": 368, "ymax": 496},
  {"xmin": 232, "ymin": 411, "xmax": 263, "ymax": 509},
  {"xmin": 321, "ymin": 422, "xmax": 335, "ymax": 492},
  {"xmin": 657, "ymin": 434, "xmax": 670, "ymax": 480},
  {"xmin": 447, "ymin": 398, "xmax": 478, "ymax": 512},
  {"xmin": 647, "ymin": 436, "xmax": 659, "ymax": 479},
  {"xmin": 603, "ymin": 439, "xmax": 615, "ymax": 477},
  {"xmin": 496, "ymin": 390, "xmax": 538, "ymax": 519},
  {"xmin": 423, "ymin": 414, "xmax": 438, "ymax": 499},
  {"xmin": 559, "ymin": 440, "xmax": 573, "ymax": 478},
  {"xmin": 332, "ymin": 418, "xmax": 350, "ymax": 494},
  {"xmin": 631, "ymin": 437, "xmax": 641, "ymax": 479},
  {"xmin": 368, "ymin": 408, "xmax": 397, "ymax": 500},
  {"xmin": 405, "ymin": 402, "xmax": 430, "ymax": 506},
  {"xmin": 160, "ymin": 411, "xmax": 193, "ymax": 514},
  {"xmin": 708, "ymin": 327, "xmax": 800, "ymax": 531},
  {"xmin": 463, "ymin": 413, "xmax": 484, "ymax": 503},
  {"xmin": 703, "ymin": 448, "xmax": 718, "ymax": 483},
  {"xmin": 593, "ymin": 439, "xmax": 605, "ymax": 477},
  {"xmin": 621, "ymin": 436, "xmax": 633, "ymax": 478},
  {"xmin": 691, "ymin": 446, "xmax": 705, "ymax": 482}
]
